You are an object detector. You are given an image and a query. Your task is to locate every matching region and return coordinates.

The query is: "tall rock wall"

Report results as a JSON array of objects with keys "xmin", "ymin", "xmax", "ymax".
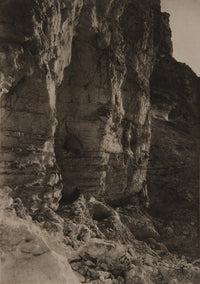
[
  {"xmin": 0, "ymin": 0, "xmax": 83, "ymax": 213},
  {"xmin": 55, "ymin": 0, "xmax": 160, "ymax": 205},
  {"xmin": 0, "ymin": 1, "xmax": 200, "ymax": 283},
  {"xmin": 0, "ymin": 0, "xmax": 160, "ymax": 209},
  {"xmin": 147, "ymin": 13, "xmax": 200, "ymax": 258}
]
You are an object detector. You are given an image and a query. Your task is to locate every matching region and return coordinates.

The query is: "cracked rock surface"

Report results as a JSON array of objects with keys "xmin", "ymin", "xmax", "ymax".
[{"xmin": 0, "ymin": 0, "xmax": 200, "ymax": 283}]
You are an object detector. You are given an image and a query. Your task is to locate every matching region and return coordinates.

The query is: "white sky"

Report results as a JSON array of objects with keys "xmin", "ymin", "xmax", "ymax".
[{"xmin": 161, "ymin": 0, "xmax": 200, "ymax": 76}]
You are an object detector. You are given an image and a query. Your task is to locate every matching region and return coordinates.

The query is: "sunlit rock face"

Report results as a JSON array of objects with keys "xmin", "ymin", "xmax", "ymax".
[
  {"xmin": 0, "ymin": 0, "xmax": 160, "ymax": 207},
  {"xmin": 0, "ymin": 0, "xmax": 200, "ymax": 283},
  {"xmin": 55, "ymin": 0, "xmax": 160, "ymax": 205},
  {"xmin": 147, "ymin": 12, "xmax": 200, "ymax": 258},
  {"xmin": 0, "ymin": 0, "xmax": 83, "ymax": 212}
]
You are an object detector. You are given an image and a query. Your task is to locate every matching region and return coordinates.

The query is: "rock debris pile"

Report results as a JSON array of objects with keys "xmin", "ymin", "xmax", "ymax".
[{"xmin": 0, "ymin": 0, "xmax": 200, "ymax": 283}]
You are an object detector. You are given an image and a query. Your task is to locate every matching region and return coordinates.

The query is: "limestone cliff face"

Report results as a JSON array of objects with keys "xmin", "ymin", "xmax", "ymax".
[
  {"xmin": 147, "ymin": 13, "xmax": 200, "ymax": 259},
  {"xmin": 0, "ymin": 0, "xmax": 83, "ymax": 213},
  {"xmin": 0, "ymin": 0, "xmax": 160, "ymax": 209},
  {"xmin": 55, "ymin": 0, "xmax": 160, "ymax": 205},
  {"xmin": 0, "ymin": 1, "xmax": 200, "ymax": 283}
]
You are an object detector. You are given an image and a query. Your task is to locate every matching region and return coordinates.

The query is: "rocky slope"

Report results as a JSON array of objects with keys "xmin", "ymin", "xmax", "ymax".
[{"xmin": 0, "ymin": 0, "xmax": 200, "ymax": 283}]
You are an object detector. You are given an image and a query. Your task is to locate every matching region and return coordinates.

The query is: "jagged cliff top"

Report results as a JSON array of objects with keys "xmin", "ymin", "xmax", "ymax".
[{"xmin": 0, "ymin": 0, "xmax": 200, "ymax": 283}]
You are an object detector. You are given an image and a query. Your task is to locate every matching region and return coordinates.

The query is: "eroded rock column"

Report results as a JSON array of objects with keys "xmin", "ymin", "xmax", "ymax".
[
  {"xmin": 0, "ymin": 0, "xmax": 83, "ymax": 213},
  {"xmin": 55, "ymin": 0, "xmax": 160, "ymax": 205}
]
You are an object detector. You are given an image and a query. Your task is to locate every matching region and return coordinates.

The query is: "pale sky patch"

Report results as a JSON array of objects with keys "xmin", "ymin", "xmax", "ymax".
[{"xmin": 161, "ymin": 0, "xmax": 200, "ymax": 76}]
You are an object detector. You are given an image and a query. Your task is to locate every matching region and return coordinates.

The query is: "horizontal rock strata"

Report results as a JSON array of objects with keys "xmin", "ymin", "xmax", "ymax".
[
  {"xmin": 0, "ymin": 0, "xmax": 199, "ymax": 283},
  {"xmin": 147, "ymin": 13, "xmax": 200, "ymax": 259}
]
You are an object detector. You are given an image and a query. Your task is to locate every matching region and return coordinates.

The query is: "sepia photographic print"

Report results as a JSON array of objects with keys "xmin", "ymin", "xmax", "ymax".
[{"xmin": 0, "ymin": 0, "xmax": 200, "ymax": 283}]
